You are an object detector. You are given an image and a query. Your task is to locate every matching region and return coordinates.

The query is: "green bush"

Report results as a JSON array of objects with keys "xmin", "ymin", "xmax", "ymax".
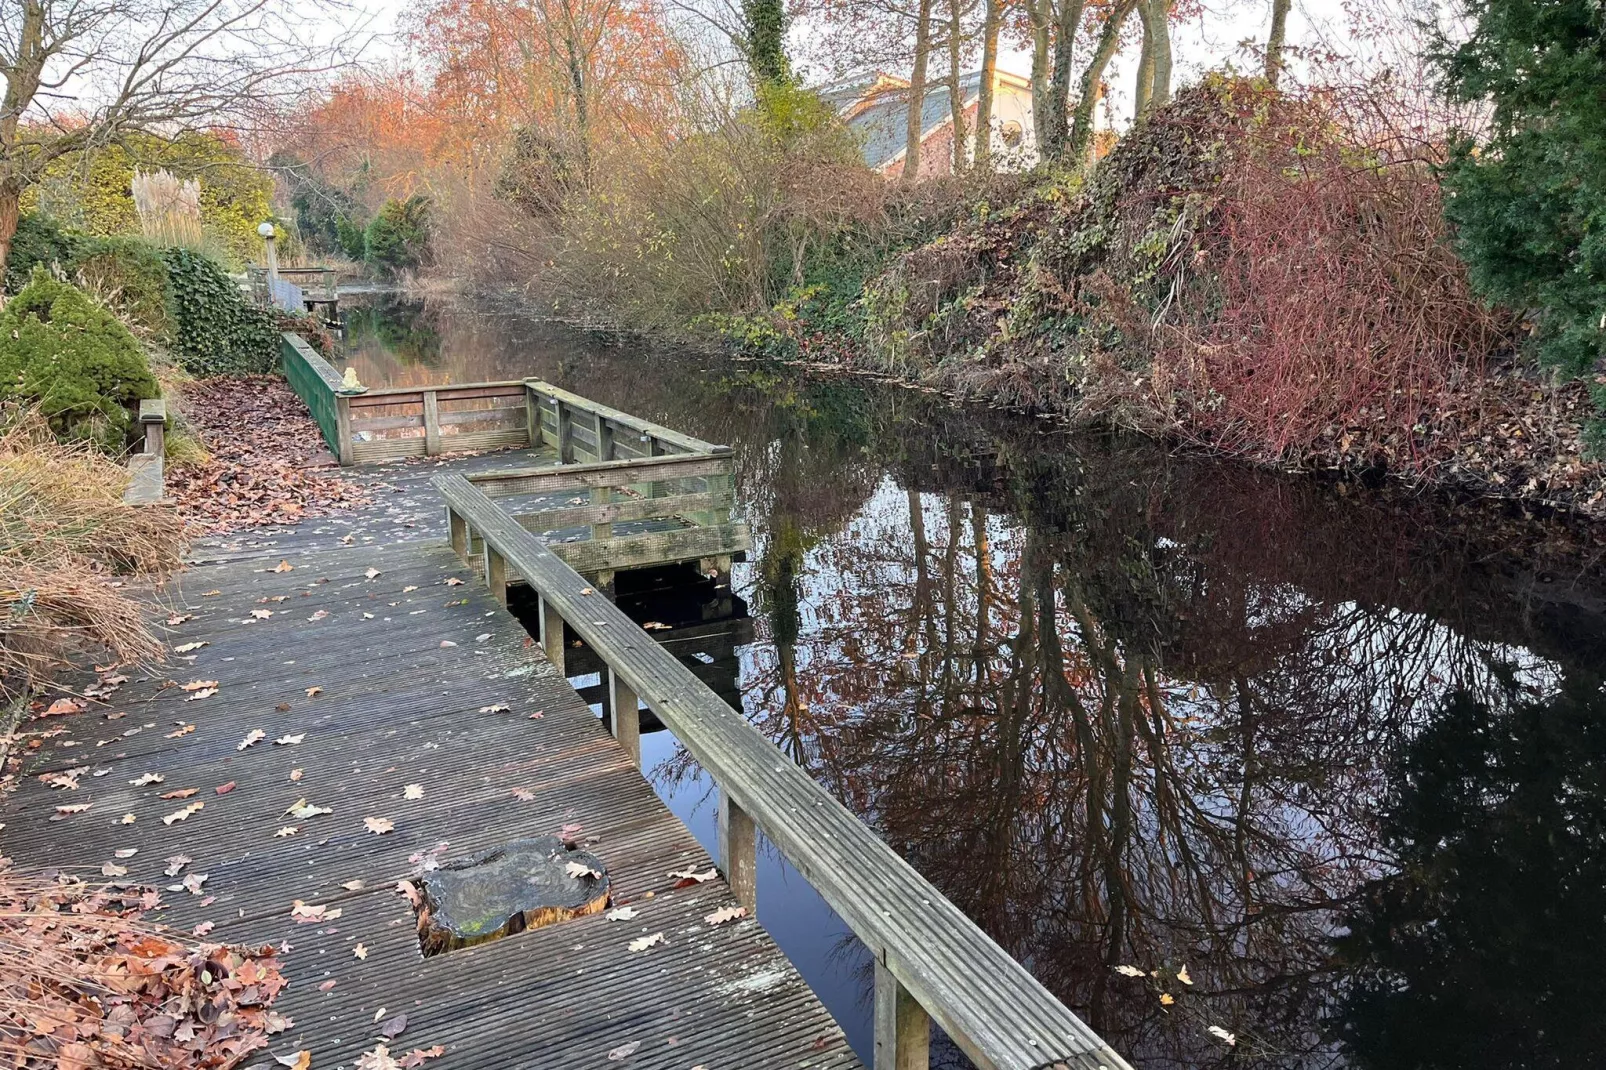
[
  {"xmin": 70, "ymin": 237, "xmax": 173, "ymax": 339},
  {"xmin": 364, "ymin": 195, "xmax": 431, "ymax": 277},
  {"xmin": 0, "ymin": 269, "xmax": 158, "ymax": 449},
  {"xmin": 5, "ymin": 214, "xmax": 76, "ymax": 293},
  {"xmin": 161, "ymin": 247, "xmax": 279, "ymax": 376}
]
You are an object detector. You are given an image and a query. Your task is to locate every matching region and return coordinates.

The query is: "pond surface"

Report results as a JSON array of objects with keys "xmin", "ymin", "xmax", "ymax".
[{"xmin": 340, "ymin": 293, "xmax": 1606, "ymax": 1070}]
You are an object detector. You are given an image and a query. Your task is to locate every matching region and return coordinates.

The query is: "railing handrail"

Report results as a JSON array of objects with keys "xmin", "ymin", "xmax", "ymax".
[
  {"xmin": 435, "ymin": 472, "xmax": 1133, "ymax": 1070},
  {"xmin": 465, "ymin": 452, "xmax": 731, "ymax": 497},
  {"xmin": 526, "ymin": 379, "xmax": 726, "ymax": 457},
  {"xmin": 354, "ymin": 380, "xmax": 528, "ymax": 399}
]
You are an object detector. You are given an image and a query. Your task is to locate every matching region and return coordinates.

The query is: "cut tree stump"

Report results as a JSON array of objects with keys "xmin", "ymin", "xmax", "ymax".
[{"xmin": 417, "ymin": 836, "xmax": 609, "ymax": 955}]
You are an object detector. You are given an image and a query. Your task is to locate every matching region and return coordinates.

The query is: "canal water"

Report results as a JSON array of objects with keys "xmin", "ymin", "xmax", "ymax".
[{"xmin": 341, "ymin": 293, "xmax": 1606, "ymax": 1070}]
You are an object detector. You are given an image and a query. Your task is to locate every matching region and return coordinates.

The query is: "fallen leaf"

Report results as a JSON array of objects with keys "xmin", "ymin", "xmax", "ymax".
[
  {"xmin": 273, "ymin": 1053, "xmax": 311, "ymax": 1070},
  {"xmin": 163, "ymin": 855, "xmax": 191, "ymax": 876},
  {"xmin": 355, "ymin": 1046, "xmax": 400, "ymax": 1070},
  {"xmin": 443, "ymin": 577, "xmax": 464, "ymax": 586},
  {"xmin": 237, "ymin": 730, "xmax": 265, "ymax": 751},
  {"xmin": 273, "ymin": 560, "xmax": 294, "ymax": 573},
  {"xmin": 397, "ymin": 1047, "xmax": 445, "ymax": 1069},
  {"xmin": 167, "ymin": 613, "xmax": 194, "ymax": 625},
  {"xmin": 606, "ymin": 1041, "xmax": 640, "ymax": 1061},
  {"xmin": 305, "ymin": 686, "xmax": 324, "ymax": 697},
  {"xmin": 286, "ymin": 798, "xmax": 332, "ymax": 819},
  {"xmin": 642, "ymin": 621, "xmax": 671, "ymax": 630},
  {"xmin": 174, "ymin": 641, "xmax": 208, "ymax": 653},
  {"xmin": 114, "ymin": 848, "xmax": 138, "ymax": 858},
  {"xmin": 564, "ymin": 861, "xmax": 601, "ymax": 880},
  {"xmin": 403, "ymin": 784, "xmax": 424, "ymax": 800},
  {"xmin": 178, "ymin": 873, "xmax": 208, "ymax": 895},
  {"xmin": 605, "ymin": 906, "xmax": 639, "ymax": 921},
  {"xmin": 1177, "ymin": 965, "xmax": 1192, "ymax": 985},
  {"xmin": 181, "ymin": 679, "xmax": 219, "ymax": 691},
  {"xmin": 291, "ymin": 900, "xmax": 342, "ymax": 923},
  {"xmin": 1114, "ymin": 965, "xmax": 1146, "ymax": 978},
  {"xmin": 251, "ymin": 609, "xmax": 274, "ymax": 620},
  {"xmin": 1208, "ymin": 1026, "xmax": 1237, "ymax": 1047},
  {"xmin": 365, "ymin": 568, "xmax": 381, "ymax": 580},
  {"xmin": 627, "ymin": 932, "xmax": 665, "ymax": 952},
  {"xmin": 275, "ymin": 826, "xmax": 299, "ymax": 837},
  {"xmin": 193, "ymin": 920, "xmax": 216, "ymax": 938},
  {"xmin": 44, "ymin": 698, "xmax": 86, "ymax": 716},
  {"xmin": 128, "ymin": 772, "xmax": 164, "ymax": 786},
  {"xmin": 704, "ymin": 905, "xmax": 747, "ymax": 926},
  {"xmin": 165, "ymin": 724, "xmax": 195, "ymax": 738},
  {"xmin": 510, "ymin": 788, "xmax": 536, "ymax": 801},
  {"xmin": 101, "ymin": 862, "xmax": 128, "ymax": 877},
  {"xmin": 668, "ymin": 867, "xmax": 717, "ymax": 884},
  {"xmin": 401, "ymin": 585, "xmax": 418, "ymax": 593},
  {"xmin": 364, "ymin": 816, "xmax": 395, "ymax": 835},
  {"xmin": 318, "ymin": 979, "xmax": 337, "ymax": 992},
  {"xmin": 184, "ymin": 687, "xmax": 218, "ymax": 701},
  {"xmin": 120, "ymin": 813, "xmax": 136, "ymax": 824},
  {"xmin": 479, "ymin": 703, "xmax": 510, "ymax": 713},
  {"xmin": 289, "ymin": 768, "xmax": 304, "ymax": 782},
  {"xmin": 379, "ymin": 1012, "xmax": 407, "ymax": 1039},
  {"xmin": 162, "ymin": 802, "xmax": 204, "ymax": 825},
  {"xmin": 160, "ymin": 788, "xmax": 199, "ymax": 799},
  {"xmin": 340, "ymin": 879, "xmax": 366, "ymax": 891},
  {"xmin": 307, "ymin": 610, "xmax": 328, "ymax": 622},
  {"xmin": 274, "ymin": 733, "xmax": 306, "ymax": 745},
  {"xmin": 474, "ymin": 633, "xmax": 492, "ymax": 642},
  {"xmin": 215, "ymin": 781, "xmax": 237, "ymax": 795},
  {"xmin": 354, "ymin": 943, "xmax": 368, "ymax": 960}
]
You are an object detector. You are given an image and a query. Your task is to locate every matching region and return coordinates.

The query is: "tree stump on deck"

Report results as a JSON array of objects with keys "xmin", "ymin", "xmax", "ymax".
[{"xmin": 416, "ymin": 836, "xmax": 609, "ymax": 955}]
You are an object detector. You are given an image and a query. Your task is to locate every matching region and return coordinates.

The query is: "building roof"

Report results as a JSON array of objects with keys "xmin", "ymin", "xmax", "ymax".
[{"xmin": 827, "ymin": 70, "xmax": 989, "ymax": 171}]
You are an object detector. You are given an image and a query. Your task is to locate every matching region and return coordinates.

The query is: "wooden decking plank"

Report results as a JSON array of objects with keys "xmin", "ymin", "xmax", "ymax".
[{"xmin": 2, "ymin": 530, "xmax": 858, "ymax": 1069}]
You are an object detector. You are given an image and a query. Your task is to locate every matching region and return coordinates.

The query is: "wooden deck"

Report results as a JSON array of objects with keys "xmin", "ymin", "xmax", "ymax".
[{"xmin": 2, "ymin": 518, "xmax": 857, "ymax": 1066}]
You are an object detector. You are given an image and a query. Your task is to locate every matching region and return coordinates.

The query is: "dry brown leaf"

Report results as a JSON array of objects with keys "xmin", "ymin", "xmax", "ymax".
[
  {"xmin": 627, "ymin": 932, "xmax": 665, "ymax": 952},
  {"xmin": 403, "ymin": 784, "xmax": 423, "ymax": 800},
  {"xmin": 304, "ymin": 686, "xmax": 324, "ymax": 697},
  {"xmin": 237, "ymin": 729, "xmax": 265, "ymax": 751},
  {"xmin": 363, "ymin": 816, "xmax": 395, "ymax": 835},
  {"xmin": 704, "ymin": 905, "xmax": 747, "ymax": 926},
  {"xmin": 273, "ymin": 560, "xmax": 294, "ymax": 573}
]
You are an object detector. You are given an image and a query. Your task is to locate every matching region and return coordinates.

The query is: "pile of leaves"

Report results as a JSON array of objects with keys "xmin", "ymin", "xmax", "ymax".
[
  {"xmin": 0, "ymin": 870, "xmax": 290, "ymax": 1068},
  {"xmin": 168, "ymin": 376, "xmax": 368, "ymax": 534}
]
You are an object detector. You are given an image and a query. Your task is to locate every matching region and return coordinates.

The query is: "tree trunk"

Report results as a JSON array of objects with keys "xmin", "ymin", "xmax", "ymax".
[
  {"xmin": 973, "ymin": 0, "xmax": 1001, "ymax": 169},
  {"xmin": 1148, "ymin": 0, "xmax": 1173, "ymax": 110},
  {"xmin": 1026, "ymin": 0, "xmax": 1052, "ymax": 151},
  {"xmin": 1044, "ymin": 0, "xmax": 1087, "ymax": 159},
  {"xmin": 947, "ymin": 0, "xmax": 968, "ymax": 174},
  {"xmin": 1067, "ymin": 0, "xmax": 1137, "ymax": 166},
  {"xmin": 1133, "ymin": 0, "xmax": 1156, "ymax": 124},
  {"xmin": 1266, "ymin": 0, "xmax": 1291, "ymax": 87},
  {"xmin": 904, "ymin": 0, "xmax": 936, "ymax": 184},
  {"xmin": 0, "ymin": 184, "xmax": 19, "ymax": 287}
]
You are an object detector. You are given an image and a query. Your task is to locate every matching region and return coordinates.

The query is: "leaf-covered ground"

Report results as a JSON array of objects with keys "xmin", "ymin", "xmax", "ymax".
[
  {"xmin": 0, "ymin": 870, "xmax": 291, "ymax": 1068},
  {"xmin": 168, "ymin": 377, "xmax": 368, "ymax": 535}
]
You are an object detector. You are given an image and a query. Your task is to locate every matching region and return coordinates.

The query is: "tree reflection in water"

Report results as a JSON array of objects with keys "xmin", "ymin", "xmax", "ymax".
[{"xmin": 346, "ymin": 301, "xmax": 1606, "ymax": 1069}]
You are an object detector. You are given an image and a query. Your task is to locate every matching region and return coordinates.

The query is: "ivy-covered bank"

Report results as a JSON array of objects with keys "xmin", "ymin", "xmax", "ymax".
[{"xmin": 708, "ymin": 78, "xmax": 1606, "ymax": 520}]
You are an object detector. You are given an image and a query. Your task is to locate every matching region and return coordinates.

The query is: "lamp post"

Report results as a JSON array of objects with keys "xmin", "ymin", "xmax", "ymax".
[{"xmin": 258, "ymin": 221, "xmax": 279, "ymax": 288}]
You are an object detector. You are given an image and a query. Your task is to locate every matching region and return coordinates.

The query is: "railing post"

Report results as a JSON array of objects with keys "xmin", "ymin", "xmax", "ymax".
[
  {"xmin": 447, "ymin": 508, "xmax": 468, "ymax": 560},
  {"xmin": 525, "ymin": 385, "xmax": 543, "ymax": 448},
  {"xmin": 607, "ymin": 666, "xmax": 640, "ymax": 768},
  {"xmin": 555, "ymin": 403, "xmax": 573, "ymax": 464},
  {"xmin": 717, "ymin": 789, "xmax": 756, "ymax": 912},
  {"xmin": 335, "ymin": 394, "xmax": 355, "ymax": 466},
  {"xmin": 590, "ymin": 484, "xmax": 611, "ymax": 544},
  {"xmin": 874, "ymin": 959, "xmax": 930, "ymax": 1070},
  {"xmin": 423, "ymin": 390, "xmax": 442, "ymax": 456},
  {"xmin": 595, "ymin": 413, "xmax": 613, "ymax": 461},
  {"xmin": 484, "ymin": 545, "xmax": 507, "ymax": 607},
  {"xmin": 539, "ymin": 594, "xmax": 565, "ymax": 674}
]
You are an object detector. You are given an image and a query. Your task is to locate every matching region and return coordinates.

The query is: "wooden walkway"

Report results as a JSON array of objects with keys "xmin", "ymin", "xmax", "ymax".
[{"xmin": 2, "ymin": 482, "xmax": 857, "ymax": 1068}]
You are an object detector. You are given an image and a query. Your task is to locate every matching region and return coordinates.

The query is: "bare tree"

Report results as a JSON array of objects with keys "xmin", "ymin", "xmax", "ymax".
[
  {"xmin": 0, "ymin": 0, "xmax": 359, "ymax": 276},
  {"xmin": 1067, "ymin": 0, "xmax": 1137, "ymax": 164},
  {"xmin": 902, "ymin": 0, "xmax": 935, "ymax": 182},
  {"xmin": 972, "ymin": 0, "xmax": 1000, "ymax": 168}
]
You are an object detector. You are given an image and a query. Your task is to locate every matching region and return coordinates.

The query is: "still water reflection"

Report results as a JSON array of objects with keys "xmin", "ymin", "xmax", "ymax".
[{"xmin": 341, "ymin": 294, "xmax": 1606, "ymax": 1069}]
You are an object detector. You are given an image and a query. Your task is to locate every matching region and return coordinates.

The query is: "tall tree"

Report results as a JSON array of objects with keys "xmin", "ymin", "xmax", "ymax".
[
  {"xmin": 743, "ymin": 0, "xmax": 790, "ymax": 84},
  {"xmin": 1066, "ymin": 0, "xmax": 1138, "ymax": 164},
  {"xmin": 1265, "ymin": 0, "xmax": 1291, "ymax": 86},
  {"xmin": 1044, "ymin": 0, "xmax": 1088, "ymax": 157},
  {"xmin": 946, "ymin": 0, "xmax": 970, "ymax": 172},
  {"xmin": 902, "ymin": 0, "xmax": 936, "ymax": 182},
  {"xmin": 0, "ymin": 0, "xmax": 353, "ymax": 278},
  {"xmin": 973, "ymin": 0, "xmax": 1002, "ymax": 168}
]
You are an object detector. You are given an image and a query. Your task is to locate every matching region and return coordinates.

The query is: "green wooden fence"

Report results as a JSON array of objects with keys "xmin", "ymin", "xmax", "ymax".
[{"xmin": 280, "ymin": 333, "xmax": 347, "ymax": 458}]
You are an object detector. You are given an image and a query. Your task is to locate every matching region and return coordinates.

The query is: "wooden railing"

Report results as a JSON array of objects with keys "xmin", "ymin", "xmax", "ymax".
[
  {"xmin": 346, "ymin": 381, "xmax": 532, "ymax": 464},
  {"xmin": 249, "ymin": 265, "xmax": 339, "ymax": 306},
  {"xmin": 434, "ymin": 473, "xmax": 1135, "ymax": 1070},
  {"xmin": 279, "ymin": 333, "xmax": 355, "ymax": 461}
]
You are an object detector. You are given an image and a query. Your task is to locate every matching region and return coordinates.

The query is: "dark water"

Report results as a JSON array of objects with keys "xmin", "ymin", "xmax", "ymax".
[{"xmin": 339, "ymin": 293, "xmax": 1606, "ymax": 1070}]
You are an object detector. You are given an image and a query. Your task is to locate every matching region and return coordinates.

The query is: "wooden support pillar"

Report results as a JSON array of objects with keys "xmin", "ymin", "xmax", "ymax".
[
  {"xmin": 590, "ymin": 485, "xmax": 611, "ymax": 544},
  {"xmin": 485, "ymin": 546, "xmax": 508, "ymax": 607},
  {"xmin": 607, "ymin": 667, "xmax": 640, "ymax": 768},
  {"xmin": 525, "ymin": 386, "xmax": 543, "ymax": 447},
  {"xmin": 447, "ymin": 508, "xmax": 468, "ymax": 560},
  {"xmin": 539, "ymin": 595, "xmax": 566, "ymax": 674},
  {"xmin": 873, "ymin": 959, "xmax": 930, "ymax": 1070},
  {"xmin": 555, "ymin": 403, "xmax": 573, "ymax": 464},
  {"xmin": 595, "ymin": 414, "xmax": 614, "ymax": 462},
  {"xmin": 423, "ymin": 390, "xmax": 442, "ymax": 456},
  {"xmin": 335, "ymin": 395, "xmax": 355, "ymax": 466},
  {"xmin": 699, "ymin": 555, "xmax": 733, "ymax": 590},
  {"xmin": 717, "ymin": 790, "xmax": 756, "ymax": 912}
]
